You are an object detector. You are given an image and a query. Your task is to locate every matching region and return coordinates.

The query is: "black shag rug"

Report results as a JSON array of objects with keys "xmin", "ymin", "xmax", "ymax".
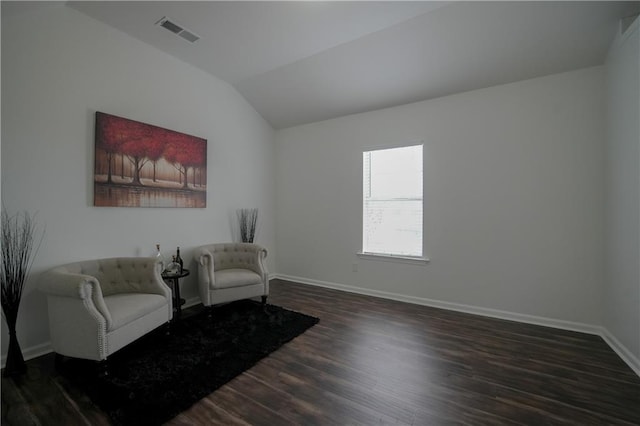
[{"xmin": 58, "ymin": 300, "xmax": 319, "ymax": 426}]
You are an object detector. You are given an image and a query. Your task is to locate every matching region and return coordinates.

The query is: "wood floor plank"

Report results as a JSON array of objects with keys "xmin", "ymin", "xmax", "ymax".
[
  {"xmin": 170, "ymin": 396, "xmax": 252, "ymax": 426},
  {"xmin": 2, "ymin": 279, "xmax": 639, "ymax": 425}
]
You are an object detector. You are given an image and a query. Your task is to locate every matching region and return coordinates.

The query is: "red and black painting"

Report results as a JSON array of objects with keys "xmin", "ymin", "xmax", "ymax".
[{"xmin": 94, "ymin": 112, "xmax": 207, "ymax": 208}]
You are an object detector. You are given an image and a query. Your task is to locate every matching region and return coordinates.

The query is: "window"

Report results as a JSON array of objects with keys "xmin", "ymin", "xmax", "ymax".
[{"xmin": 362, "ymin": 144, "xmax": 423, "ymax": 259}]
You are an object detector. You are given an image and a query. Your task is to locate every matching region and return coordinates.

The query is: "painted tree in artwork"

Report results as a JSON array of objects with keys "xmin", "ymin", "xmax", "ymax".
[
  {"xmin": 145, "ymin": 130, "xmax": 167, "ymax": 183},
  {"xmin": 119, "ymin": 123, "xmax": 154, "ymax": 185},
  {"xmin": 96, "ymin": 113, "xmax": 127, "ymax": 184},
  {"xmin": 164, "ymin": 133, "xmax": 207, "ymax": 189},
  {"xmin": 188, "ymin": 138, "xmax": 207, "ymax": 187}
]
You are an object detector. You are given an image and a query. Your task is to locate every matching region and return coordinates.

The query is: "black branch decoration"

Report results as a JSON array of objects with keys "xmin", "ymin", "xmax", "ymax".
[
  {"xmin": 1, "ymin": 209, "xmax": 44, "ymax": 376},
  {"xmin": 237, "ymin": 208, "xmax": 258, "ymax": 243}
]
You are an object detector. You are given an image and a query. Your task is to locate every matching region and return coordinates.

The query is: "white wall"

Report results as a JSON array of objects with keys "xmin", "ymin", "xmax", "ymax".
[
  {"xmin": 276, "ymin": 67, "xmax": 605, "ymax": 328},
  {"xmin": 604, "ymin": 16, "xmax": 640, "ymax": 368},
  {"xmin": 1, "ymin": 5, "xmax": 276, "ymax": 360}
]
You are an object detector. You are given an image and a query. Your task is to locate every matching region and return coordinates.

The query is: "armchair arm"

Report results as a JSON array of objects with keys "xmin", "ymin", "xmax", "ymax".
[
  {"xmin": 39, "ymin": 271, "xmax": 97, "ymax": 299},
  {"xmin": 197, "ymin": 247, "xmax": 214, "ymax": 268},
  {"xmin": 39, "ymin": 270, "xmax": 113, "ymax": 331},
  {"xmin": 196, "ymin": 247, "xmax": 216, "ymax": 305},
  {"xmin": 239, "ymin": 244, "xmax": 268, "ymax": 278},
  {"xmin": 237, "ymin": 244, "xmax": 268, "ymax": 281},
  {"xmin": 255, "ymin": 246, "xmax": 268, "ymax": 285}
]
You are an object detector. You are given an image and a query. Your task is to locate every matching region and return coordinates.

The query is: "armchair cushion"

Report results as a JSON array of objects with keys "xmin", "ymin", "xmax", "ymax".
[
  {"xmin": 213, "ymin": 269, "xmax": 263, "ymax": 289},
  {"xmin": 104, "ymin": 293, "xmax": 168, "ymax": 331}
]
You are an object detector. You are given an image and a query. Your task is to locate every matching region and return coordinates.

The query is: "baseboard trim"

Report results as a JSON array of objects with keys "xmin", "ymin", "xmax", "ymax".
[
  {"xmin": 1, "ymin": 296, "xmax": 203, "ymax": 369},
  {"xmin": 273, "ymin": 273, "xmax": 640, "ymax": 378},
  {"xmin": 600, "ymin": 327, "xmax": 640, "ymax": 377},
  {"xmin": 1, "ymin": 341, "xmax": 53, "ymax": 369},
  {"xmin": 273, "ymin": 274, "xmax": 601, "ymax": 335}
]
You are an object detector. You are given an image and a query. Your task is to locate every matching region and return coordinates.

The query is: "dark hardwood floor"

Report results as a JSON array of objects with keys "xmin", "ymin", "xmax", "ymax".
[{"xmin": 3, "ymin": 279, "xmax": 640, "ymax": 425}]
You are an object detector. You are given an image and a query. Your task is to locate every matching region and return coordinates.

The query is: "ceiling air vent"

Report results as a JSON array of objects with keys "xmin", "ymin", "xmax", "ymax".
[{"xmin": 156, "ymin": 16, "xmax": 200, "ymax": 43}]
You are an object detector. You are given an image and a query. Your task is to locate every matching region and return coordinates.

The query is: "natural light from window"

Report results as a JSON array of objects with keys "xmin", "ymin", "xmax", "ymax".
[{"xmin": 362, "ymin": 144, "xmax": 423, "ymax": 258}]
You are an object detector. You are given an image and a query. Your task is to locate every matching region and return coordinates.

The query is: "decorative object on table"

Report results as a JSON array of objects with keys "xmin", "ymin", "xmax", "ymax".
[
  {"xmin": 154, "ymin": 243, "xmax": 165, "ymax": 272},
  {"xmin": 1, "ymin": 209, "xmax": 44, "ymax": 377},
  {"xmin": 237, "ymin": 208, "xmax": 258, "ymax": 243},
  {"xmin": 195, "ymin": 243, "xmax": 268, "ymax": 309},
  {"xmin": 175, "ymin": 246, "xmax": 183, "ymax": 273},
  {"xmin": 165, "ymin": 255, "xmax": 180, "ymax": 275},
  {"xmin": 57, "ymin": 299, "xmax": 319, "ymax": 426},
  {"xmin": 94, "ymin": 111, "xmax": 207, "ymax": 208}
]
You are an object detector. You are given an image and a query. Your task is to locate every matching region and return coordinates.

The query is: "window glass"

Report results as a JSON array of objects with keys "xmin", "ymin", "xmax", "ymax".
[{"xmin": 363, "ymin": 144, "xmax": 423, "ymax": 257}]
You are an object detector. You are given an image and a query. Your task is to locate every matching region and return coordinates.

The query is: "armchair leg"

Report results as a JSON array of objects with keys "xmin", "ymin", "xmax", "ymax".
[
  {"xmin": 261, "ymin": 295, "xmax": 268, "ymax": 305},
  {"xmin": 98, "ymin": 359, "xmax": 110, "ymax": 378},
  {"xmin": 207, "ymin": 306, "xmax": 214, "ymax": 320}
]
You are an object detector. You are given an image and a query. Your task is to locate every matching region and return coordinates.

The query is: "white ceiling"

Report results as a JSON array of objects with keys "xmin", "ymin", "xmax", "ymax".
[{"xmin": 8, "ymin": 1, "xmax": 640, "ymax": 129}]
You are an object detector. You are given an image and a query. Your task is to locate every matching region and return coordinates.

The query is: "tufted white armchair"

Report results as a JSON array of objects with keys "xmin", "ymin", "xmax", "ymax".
[
  {"xmin": 195, "ymin": 243, "xmax": 268, "ymax": 308},
  {"xmin": 39, "ymin": 257, "xmax": 173, "ymax": 362}
]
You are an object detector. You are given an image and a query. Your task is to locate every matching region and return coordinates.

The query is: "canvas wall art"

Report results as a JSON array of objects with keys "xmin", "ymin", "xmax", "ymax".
[{"xmin": 94, "ymin": 112, "xmax": 207, "ymax": 208}]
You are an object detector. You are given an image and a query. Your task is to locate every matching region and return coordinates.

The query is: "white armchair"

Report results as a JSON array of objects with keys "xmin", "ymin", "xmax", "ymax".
[
  {"xmin": 196, "ymin": 243, "xmax": 268, "ymax": 308},
  {"xmin": 39, "ymin": 257, "xmax": 172, "ymax": 362}
]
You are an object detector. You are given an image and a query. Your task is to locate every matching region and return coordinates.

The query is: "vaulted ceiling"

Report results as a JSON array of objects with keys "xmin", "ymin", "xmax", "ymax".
[{"xmin": 8, "ymin": 1, "xmax": 640, "ymax": 129}]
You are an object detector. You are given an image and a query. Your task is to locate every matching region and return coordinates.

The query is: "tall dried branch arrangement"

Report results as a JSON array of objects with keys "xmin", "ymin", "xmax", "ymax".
[
  {"xmin": 1, "ymin": 209, "xmax": 43, "ymax": 327},
  {"xmin": 237, "ymin": 208, "xmax": 258, "ymax": 243}
]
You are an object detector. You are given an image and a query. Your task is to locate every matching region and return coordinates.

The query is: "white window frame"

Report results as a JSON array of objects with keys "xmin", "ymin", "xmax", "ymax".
[{"xmin": 358, "ymin": 143, "xmax": 429, "ymax": 264}]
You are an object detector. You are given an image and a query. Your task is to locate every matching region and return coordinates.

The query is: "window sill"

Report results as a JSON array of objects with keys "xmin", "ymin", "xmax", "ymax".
[{"xmin": 357, "ymin": 252, "xmax": 430, "ymax": 265}]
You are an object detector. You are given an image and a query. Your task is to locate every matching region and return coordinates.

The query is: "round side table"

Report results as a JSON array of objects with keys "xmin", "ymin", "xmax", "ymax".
[{"xmin": 161, "ymin": 269, "xmax": 190, "ymax": 321}]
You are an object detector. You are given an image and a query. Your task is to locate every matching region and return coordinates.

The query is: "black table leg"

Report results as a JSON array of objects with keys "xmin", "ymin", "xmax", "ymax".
[{"xmin": 172, "ymin": 277, "xmax": 182, "ymax": 320}]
